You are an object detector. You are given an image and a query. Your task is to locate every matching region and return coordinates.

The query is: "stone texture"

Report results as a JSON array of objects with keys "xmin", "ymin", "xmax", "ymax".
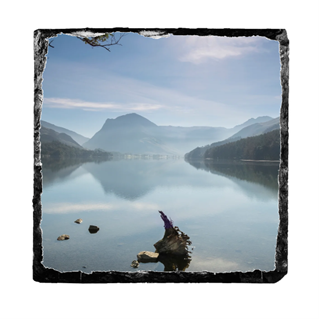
[
  {"xmin": 74, "ymin": 219, "xmax": 83, "ymax": 224},
  {"xmin": 57, "ymin": 234, "xmax": 70, "ymax": 241},
  {"xmin": 137, "ymin": 251, "xmax": 159, "ymax": 262},
  {"xmin": 33, "ymin": 30, "xmax": 288, "ymax": 284}
]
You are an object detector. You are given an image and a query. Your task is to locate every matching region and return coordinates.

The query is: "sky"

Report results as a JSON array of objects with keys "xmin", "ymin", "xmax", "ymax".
[{"xmin": 42, "ymin": 32, "xmax": 281, "ymax": 138}]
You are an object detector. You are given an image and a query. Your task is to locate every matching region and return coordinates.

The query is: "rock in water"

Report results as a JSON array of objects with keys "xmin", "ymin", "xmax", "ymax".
[
  {"xmin": 57, "ymin": 234, "xmax": 70, "ymax": 241},
  {"xmin": 88, "ymin": 225, "xmax": 99, "ymax": 233},
  {"xmin": 131, "ymin": 260, "xmax": 139, "ymax": 268},
  {"xmin": 154, "ymin": 211, "xmax": 192, "ymax": 256},
  {"xmin": 74, "ymin": 219, "xmax": 83, "ymax": 224},
  {"xmin": 137, "ymin": 251, "xmax": 159, "ymax": 262}
]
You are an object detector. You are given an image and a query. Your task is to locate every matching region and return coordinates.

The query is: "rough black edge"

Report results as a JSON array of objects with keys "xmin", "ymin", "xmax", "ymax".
[{"xmin": 33, "ymin": 28, "xmax": 288, "ymax": 283}]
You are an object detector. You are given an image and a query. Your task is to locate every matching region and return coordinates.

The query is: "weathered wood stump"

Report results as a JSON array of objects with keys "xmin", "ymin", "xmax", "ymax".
[
  {"xmin": 135, "ymin": 211, "xmax": 192, "ymax": 271},
  {"xmin": 154, "ymin": 226, "xmax": 191, "ymax": 256},
  {"xmin": 154, "ymin": 211, "xmax": 192, "ymax": 257}
]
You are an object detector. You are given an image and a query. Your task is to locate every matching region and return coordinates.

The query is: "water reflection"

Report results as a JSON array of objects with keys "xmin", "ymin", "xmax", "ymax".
[
  {"xmin": 41, "ymin": 158, "xmax": 279, "ymax": 272},
  {"xmin": 158, "ymin": 254, "xmax": 192, "ymax": 271},
  {"xmin": 42, "ymin": 157, "xmax": 113, "ymax": 187},
  {"xmin": 81, "ymin": 159, "xmax": 221, "ymax": 200},
  {"xmin": 42, "ymin": 162, "xmax": 82, "ymax": 187},
  {"xmin": 43, "ymin": 158, "xmax": 279, "ymax": 201},
  {"xmin": 187, "ymin": 159, "xmax": 279, "ymax": 194}
]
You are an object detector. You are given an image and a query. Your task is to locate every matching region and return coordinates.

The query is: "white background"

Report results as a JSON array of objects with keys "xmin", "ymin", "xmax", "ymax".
[{"xmin": 1, "ymin": 1, "xmax": 319, "ymax": 319}]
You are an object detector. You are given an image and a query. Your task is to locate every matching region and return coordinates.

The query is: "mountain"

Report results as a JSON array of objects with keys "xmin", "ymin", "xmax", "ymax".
[
  {"xmin": 230, "ymin": 116, "xmax": 273, "ymax": 133},
  {"xmin": 41, "ymin": 120, "xmax": 90, "ymax": 145},
  {"xmin": 84, "ymin": 113, "xmax": 274, "ymax": 155},
  {"xmin": 228, "ymin": 117, "xmax": 280, "ymax": 140},
  {"xmin": 40, "ymin": 127, "xmax": 83, "ymax": 148},
  {"xmin": 185, "ymin": 117, "xmax": 279, "ymax": 160},
  {"xmin": 83, "ymin": 113, "xmax": 178, "ymax": 154},
  {"xmin": 83, "ymin": 113, "xmax": 232, "ymax": 155},
  {"xmin": 204, "ymin": 129, "xmax": 280, "ymax": 161}
]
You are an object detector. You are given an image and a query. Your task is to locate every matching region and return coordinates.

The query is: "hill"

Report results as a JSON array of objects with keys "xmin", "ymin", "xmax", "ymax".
[
  {"xmin": 185, "ymin": 117, "xmax": 279, "ymax": 160},
  {"xmin": 41, "ymin": 140, "xmax": 112, "ymax": 164},
  {"xmin": 204, "ymin": 129, "xmax": 280, "ymax": 161},
  {"xmin": 40, "ymin": 126, "xmax": 113, "ymax": 164},
  {"xmin": 41, "ymin": 120, "xmax": 90, "ymax": 145},
  {"xmin": 40, "ymin": 127, "xmax": 83, "ymax": 148}
]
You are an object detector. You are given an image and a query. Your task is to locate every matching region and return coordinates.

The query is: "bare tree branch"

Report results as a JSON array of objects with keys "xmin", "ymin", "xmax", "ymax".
[{"xmin": 76, "ymin": 33, "xmax": 125, "ymax": 52}]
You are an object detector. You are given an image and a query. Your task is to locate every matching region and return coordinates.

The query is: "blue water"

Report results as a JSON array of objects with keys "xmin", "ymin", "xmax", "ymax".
[{"xmin": 41, "ymin": 158, "xmax": 279, "ymax": 273}]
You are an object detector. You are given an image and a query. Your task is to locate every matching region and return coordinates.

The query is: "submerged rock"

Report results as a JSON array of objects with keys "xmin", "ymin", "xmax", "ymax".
[
  {"xmin": 88, "ymin": 225, "xmax": 99, "ymax": 233},
  {"xmin": 131, "ymin": 260, "xmax": 139, "ymax": 268},
  {"xmin": 74, "ymin": 219, "xmax": 83, "ymax": 224},
  {"xmin": 137, "ymin": 251, "xmax": 159, "ymax": 262},
  {"xmin": 57, "ymin": 234, "xmax": 70, "ymax": 241}
]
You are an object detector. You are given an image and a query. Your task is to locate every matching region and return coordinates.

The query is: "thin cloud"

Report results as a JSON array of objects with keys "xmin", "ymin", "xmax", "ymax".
[
  {"xmin": 44, "ymin": 98, "xmax": 117, "ymax": 110},
  {"xmin": 44, "ymin": 97, "xmax": 164, "ymax": 112},
  {"xmin": 179, "ymin": 36, "xmax": 261, "ymax": 64},
  {"xmin": 44, "ymin": 202, "xmax": 116, "ymax": 214}
]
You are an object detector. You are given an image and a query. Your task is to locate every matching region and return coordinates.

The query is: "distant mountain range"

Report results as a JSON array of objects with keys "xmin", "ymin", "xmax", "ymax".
[
  {"xmin": 41, "ymin": 120, "xmax": 89, "ymax": 145},
  {"xmin": 231, "ymin": 116, "xmax": 273, "ymax": 132},
  {"xmin": 41, "ymin": 113, "xmax": 279, "ymax": 157},
  {"xmin": 82, "ymin": 113, "xmax": 277, "ymax": 155},
  {"xmin": 185, "ymin": 117, "xmax": 279, "ymax": 160}
]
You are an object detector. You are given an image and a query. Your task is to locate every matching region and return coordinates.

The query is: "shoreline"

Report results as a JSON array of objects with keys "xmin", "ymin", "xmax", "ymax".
[{"xmin": 240, "ymin": 159, "xmax": 280, "ymax": 163}]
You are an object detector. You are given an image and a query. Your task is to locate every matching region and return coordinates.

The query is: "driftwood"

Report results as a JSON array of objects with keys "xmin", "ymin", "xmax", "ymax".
[
  {"xmin": 154, "ymin": 226, "xmax": 191, "ymax": 256},
  {"xmin": 154, "ymin": 211, "xmax": 192, "ymax": 256},
  {"xmin": 135, "ymin": 211, "xmax": 192, "ymax": 271}
]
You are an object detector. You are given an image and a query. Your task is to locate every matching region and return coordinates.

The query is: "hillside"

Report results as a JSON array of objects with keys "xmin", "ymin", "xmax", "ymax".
[
  {"xmin": 41, "ymin": 120, "xmax": 90, "ymax": 145},
  {"xmin": 185, "ymin": 117, "xmax": 279, "ymax": 160},
  {"xmin": 40, "ymin": 127, "xmax": 83, "ymax": 148},
  {"xmin": 204, "ymin": 129, "xmax": 280, "ymax": 161},
  {"xmin": 41, "ymin": 140, "xmax": 113, "ymax": 164}
]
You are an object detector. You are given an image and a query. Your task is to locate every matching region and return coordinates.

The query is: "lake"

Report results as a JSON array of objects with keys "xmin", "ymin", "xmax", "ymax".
[{"xmin": 41, "ymin": 158, "xmax": 279, "ymax": 273}]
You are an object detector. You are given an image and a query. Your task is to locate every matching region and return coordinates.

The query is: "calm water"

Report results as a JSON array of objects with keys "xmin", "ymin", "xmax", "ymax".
[{"xmin": 41, "ymin": 158, "xmax": 279, "ymax": 273}]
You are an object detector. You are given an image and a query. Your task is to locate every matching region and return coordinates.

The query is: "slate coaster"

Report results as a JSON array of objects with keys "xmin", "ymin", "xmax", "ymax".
[{"xmin": 33, "ymin": 27, "xmax": 288, "ymax": 283}]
